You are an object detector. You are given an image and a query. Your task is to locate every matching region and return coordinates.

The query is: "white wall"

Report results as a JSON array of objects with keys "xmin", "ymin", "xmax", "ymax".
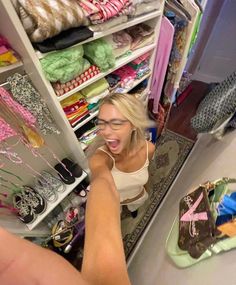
[{"xmin": 192, "ymin": 0, "xmax": 236, "ymax": 83}]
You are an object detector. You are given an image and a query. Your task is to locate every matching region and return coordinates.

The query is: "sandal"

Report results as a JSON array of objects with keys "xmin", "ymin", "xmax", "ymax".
[
  {"xmin": 61, "ymin": 158, "xmax": 83, "ymax": 178},
  {"xmin": 54, "ymin": 162, "xmax": 75, "ymax": 185}
]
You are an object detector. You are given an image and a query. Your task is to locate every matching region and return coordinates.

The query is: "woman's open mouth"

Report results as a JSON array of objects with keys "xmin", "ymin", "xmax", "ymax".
[{"xmin": 106, "ymin": 139, "xmax": 120, "ymax": 152}]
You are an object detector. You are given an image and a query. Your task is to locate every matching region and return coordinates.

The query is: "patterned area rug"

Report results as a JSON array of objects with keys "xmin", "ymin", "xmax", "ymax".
[{"xmin": 121, "ymin": 130, "xmax": 194, "ymax": 258}]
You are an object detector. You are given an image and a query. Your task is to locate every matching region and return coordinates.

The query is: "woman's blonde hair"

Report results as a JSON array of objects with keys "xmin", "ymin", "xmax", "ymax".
[{"xmin": 86, "ymin": 93, "xmax": 153, "ymax": 157}]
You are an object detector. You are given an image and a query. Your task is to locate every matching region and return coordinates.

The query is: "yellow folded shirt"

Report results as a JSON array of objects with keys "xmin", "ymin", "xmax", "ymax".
[
  {"xmin": 80, "ymin": 78, "xmax": 109, "ymax": 98},
  {"xmin": 0, "ymin": 51, "xmax": 18, "ymax": 64},
  {"xmin": 60, "ymin": 92, "xmax": 84, "ymax": 108}
]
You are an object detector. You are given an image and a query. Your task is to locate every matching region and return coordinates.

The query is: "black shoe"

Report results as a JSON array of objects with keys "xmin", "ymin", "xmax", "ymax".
[
  {"xmin": 13, "ymin": 193, "xmax": 35, "ymax": 224},
  {"xmin": 130, "ymin": 210, "xmax": 138, "ymax": 218},
  {"xmin": 54, "ymin": 162, "xmax": 76, "ymax": 185},
  {"xmin": 22, "ymin": 186, "xmax": 47, "ymax": 215},
  {"xmin": 61, "ymin": 158, "xmax": 83, "ymax": 178}
]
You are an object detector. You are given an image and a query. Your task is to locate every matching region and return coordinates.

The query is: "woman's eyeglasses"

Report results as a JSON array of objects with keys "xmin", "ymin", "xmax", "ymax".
[{"xmin": 95, "ymin": 118, "xmax": 129, "ymax": 130}]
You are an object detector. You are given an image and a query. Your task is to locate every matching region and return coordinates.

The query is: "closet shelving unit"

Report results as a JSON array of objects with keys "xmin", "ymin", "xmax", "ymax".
[
  {"xmin": 36, "ymin": 10, "xmax": 162, "ymax": 60},
  {"xmin": 57, "ymin": 44, "xmax": 156, "ymax": 102},
  {"xmin": 0, "ymin": 0, "xmax": 165, "ymax": 236}
]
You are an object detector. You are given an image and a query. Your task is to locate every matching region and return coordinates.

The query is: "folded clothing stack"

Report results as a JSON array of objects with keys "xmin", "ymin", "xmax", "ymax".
[
  {"xmin": 128, "ymin": 52, "xmax": 151, "ymax": 78},
  {"xmin": 52, "ymin": 65, "xmax": 100, "ymax": 97},
  {"xmin": 80, "ymin": 78, "xmax": 109, "ymax": 98},
  {"xmin": 103, "ymin": 30, "xmax": 132, "ymax": 58},
  {"xmin": 17, "ymin": 0, "xmax": 89, "ymax": 43},
  {"xmin": 78, "ymin": 0, "xmax": 132, "ymax": 25},
  {"xmin": 60, "ymin": 92, "xmax": 89, "ymax": 127},
  {"xmin": 40, "ymin": 45, "xmax": 91, "ymax": 83},
  {"xmin": 83, "ymin": 38, "xmax": 115, "ymax": 72},
  {"xmin": 130, "ymin": 0, "xmax": 161, "ymax": 17},
  {"xmin": 106, "ymin": 53, "xmax": 151, "ymax": 92},
  {"xmin": 79, "ymin": 126, "xmax": 99, "ymax": 150},
  {"xmin": 0, "ymin": 35, "xmax": 19, "ymax": 66},
  {"xmin": 112, "ymin": 65, "xmax": 137, "ymax": 89},
  {"xmin": 126, "ymin": 23, "xmax": 155, "ymax": 50},
  {"xmin": 33, "ymin": 26, "xmax": 94, "ymax": 53}
]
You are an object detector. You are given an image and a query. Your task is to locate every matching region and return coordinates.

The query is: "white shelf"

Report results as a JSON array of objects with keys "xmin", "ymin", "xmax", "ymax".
[
  {"xmin": 0, "ymin": 61, "xmax": 23, "ymax": 74},
  {"xmin": 36, "ymin": 10, "xmax": 162, "ymax": 59},
  {"xmin": 0, "ymin": 214, "xmax": 50, "ymax": 237},
  {"xmin": 27, "ymin": 171, "xmax": 87, "ymax": 230},
  {"xmin": 58, "ymin": 43, "xmax": 156, "ymax": 102},
  {"xmin": 80, "ymin": 142, "xmax": 87, "ymax": 151},
  {"xmin": 72, "ymin": 110, "xmax": 98, "ymax": 132}
]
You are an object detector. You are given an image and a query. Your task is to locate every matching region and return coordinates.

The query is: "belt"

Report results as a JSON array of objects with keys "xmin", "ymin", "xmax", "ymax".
[{"xmin": 120, "ymin": 188, "xmax": 146, "ymax": 205}]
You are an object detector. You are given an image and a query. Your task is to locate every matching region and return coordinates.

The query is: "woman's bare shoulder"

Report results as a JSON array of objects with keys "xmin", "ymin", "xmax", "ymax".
[
  {"xmin": 89, "ymin": 148, "xmax": 113, "ymax": 170},
  {"xmin": 147, "ymin": 140, "xmax": 155, "ymax": 160}
]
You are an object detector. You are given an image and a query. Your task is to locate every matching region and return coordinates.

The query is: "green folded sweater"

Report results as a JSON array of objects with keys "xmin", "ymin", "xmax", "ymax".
[
  {"xmin": 83, "ymin": 38, "xmax": 115, "ymax": 72},
  {"xmin": 41, "ymin": 45, "xmax": 90, "ymax": 83}
]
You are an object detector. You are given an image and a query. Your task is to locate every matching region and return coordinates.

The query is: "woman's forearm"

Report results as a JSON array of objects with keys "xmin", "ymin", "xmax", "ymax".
[{"xmin": 82, "ymin": 177, "xmax": 131, "ymax": 285}]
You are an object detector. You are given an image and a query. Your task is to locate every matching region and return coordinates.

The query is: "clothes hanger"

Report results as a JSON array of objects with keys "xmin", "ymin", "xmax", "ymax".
[
  {"xmin": 193, "ymin": 0, "xmax": 203, "ymax": 13},
  {"xmin": 165, "ymin": 1, "xmax": 188, "ymax": 21},
  {"xmin": 169, "ymin": 0, "xmax": 192, "ymax": 20}
]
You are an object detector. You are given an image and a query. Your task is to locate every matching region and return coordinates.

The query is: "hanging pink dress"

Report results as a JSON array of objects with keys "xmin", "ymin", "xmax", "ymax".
[{"xmin": 149, "ymin": 17, "xmax": 174, "ymax": 113}]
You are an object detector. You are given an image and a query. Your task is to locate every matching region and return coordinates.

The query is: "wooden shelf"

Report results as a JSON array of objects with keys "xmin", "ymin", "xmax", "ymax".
[
  {"xmin": 35, "ymin": 10, "xmax": 162, "ymax": 59},
  {"xmin": 27, "ymin": 171, "xmax": 87, "ymax": 230},
  {"xmin": 58, "ymin": 44, "xmax": 156, "ymax": 102}
]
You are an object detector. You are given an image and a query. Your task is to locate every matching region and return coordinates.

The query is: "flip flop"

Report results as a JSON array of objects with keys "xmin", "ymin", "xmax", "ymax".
[
  {"xmin": 61, "ymin": 158, "xmax": 83, "ymax": 178},
  {"xmin": 54, "ymin": 162, "xmax": 75, "ymax": 185}
]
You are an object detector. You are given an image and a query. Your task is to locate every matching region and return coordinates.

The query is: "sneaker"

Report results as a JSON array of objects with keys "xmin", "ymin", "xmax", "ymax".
[
  {"xmin": 12, "ymin": 193, "xmax": 35, "ymax": 224},
  {"xmin": 41, "ymin": 171, "xmax": 65, "ymax": 193},
  {"xmin": 34, "ymin": 177, "xmax": 57, "ymax": 202},
  {"xmin": 22, "ymin": 186, "xmax": 47, "ymax": 215}
]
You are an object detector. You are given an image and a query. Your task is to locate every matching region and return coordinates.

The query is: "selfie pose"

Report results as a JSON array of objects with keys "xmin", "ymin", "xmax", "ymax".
[{"xmin": 89, "ymin": 93, "xmax": 155, "ymax": 217}]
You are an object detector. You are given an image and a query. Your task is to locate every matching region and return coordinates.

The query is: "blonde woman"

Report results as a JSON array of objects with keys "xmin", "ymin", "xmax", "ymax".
[{"xmin": 89, "ymin": 93, "xmax": 155, "ymax": 217}]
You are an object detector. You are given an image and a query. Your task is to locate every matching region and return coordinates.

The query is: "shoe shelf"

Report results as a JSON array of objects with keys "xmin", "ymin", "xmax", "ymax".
[
  {"xmin": 35, "ymin": 10, "xmax": 162, "ymax": 60},
  {"xmin": 0, "ymin": 214, "xmax": 50, "ymax": 237},
  {"xmin": 27, "ymin": 171, "xmax": 87, "ymax": 231},
  {"xmin": 58, "ymin": 43, "xmax": 156, "ymax": 102}
]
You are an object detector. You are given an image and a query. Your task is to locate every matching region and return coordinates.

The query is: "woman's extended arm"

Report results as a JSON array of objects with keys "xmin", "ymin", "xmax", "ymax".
[{"xmin": 0, "ymin": 176, "xmax": 130, "ymax": 285}]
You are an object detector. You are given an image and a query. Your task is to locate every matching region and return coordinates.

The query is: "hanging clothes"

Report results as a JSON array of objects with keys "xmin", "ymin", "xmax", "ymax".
[
  {"xmin": 163, "ymin": 5, "xmax": 189, "ymax": 98},
  {"xmin": 173, "ymin": 0, "xmax": 199, "ymax": 88},
  {"xmin": 191, "ymin": 70, "xmax": 236, "ymax": 133},
  {"xmin": 149, "ymin": 17, "xmax": 174, "ymax": 114}
]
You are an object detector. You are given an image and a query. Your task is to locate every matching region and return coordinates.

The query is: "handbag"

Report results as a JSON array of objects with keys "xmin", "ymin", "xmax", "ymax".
[
  {"xmin": 191, "ymin": 71, "xmax": 236, "ymax": 133},
  {"xmin": 166, "ymin": 178, "xmax": 236, "ymax": 268}
]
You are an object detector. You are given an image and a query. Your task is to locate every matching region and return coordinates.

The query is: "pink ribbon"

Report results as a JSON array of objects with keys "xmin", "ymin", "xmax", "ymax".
[{"xmin": 180, "ymin": 192, "xmax": 208, "ymax": 222}]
